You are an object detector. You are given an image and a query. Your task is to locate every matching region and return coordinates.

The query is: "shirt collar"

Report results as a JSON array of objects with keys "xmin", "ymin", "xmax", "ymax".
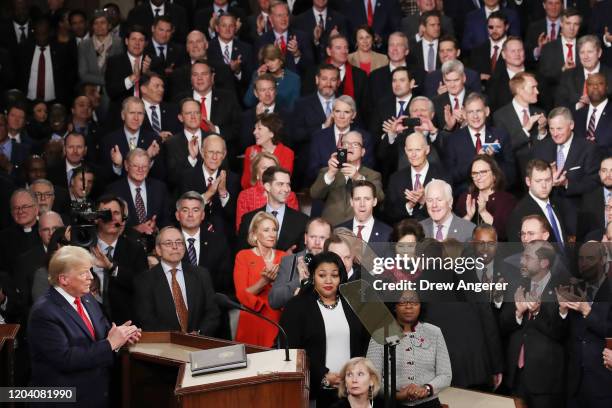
[
  {"xmin": 558, "ymin": 134, "xmax": 574, "ymax": 151},
  {"xmin": 182, "ymin": 229, "xmax": 200, "ymax": 241},
  {"xmin": 150, "ymin": 1, "xmax": 165, "ymax": 15},
  {"xmin": 97, "ymin": 237, "xmax": 118, "ymax": 251},
  {"xmin": 203, "ymin": 167, "xmax": 218, "ymax": 180},
  {"xmin": 66, "ymin": 159, "xmax": 81, "ymax": 172},
  {"xmin": 435, "ymin": 213, "xmax": 453, "ymax": 231},
  {"xmin": 266, "ymin": 203, "xmax": 286, "ymax": 216},
  {"xmin": 512, "ymin": 97, "xmax": 529, "ymax": 111},
  {"xmin": 585, "ymin": 63, "xmax": 601, "ymax": 76},
  {"xmin": 353, "ymin": 215, "xmax": 374, "ymax": 229},
  {"xmin": 591, "ymin": 98, "xmax": 609, "ymax": 111},
  {"xmin": 127, "ymin": 177, "xmax": 145, "ymax": 191},
  {"xmin": 529, "ymin": 191, "xmax": 551, "ymax": 207},
  {"xmin": 124, "ymin": 127, "xmax": 140, "ymax": 138},
  {"xmin": 412, "ymin": 160, "xmax": 429, "ymax": 176},
  {"xmin": 161, "ymin": 260, "xmax": 181, "ymax": 275},
  {"xmin": 183, "ymin": 128, "xmax": 202, "ymax": 139},
  {"xmin": 54, "ymin": 286, "xmax": 77, "ymax": 306}
]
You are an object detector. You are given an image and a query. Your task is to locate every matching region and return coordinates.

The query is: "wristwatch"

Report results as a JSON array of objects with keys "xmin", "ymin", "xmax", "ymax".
[{"xmin": 424, "ymin": 384, "xmax": 433, "ymax": 397}]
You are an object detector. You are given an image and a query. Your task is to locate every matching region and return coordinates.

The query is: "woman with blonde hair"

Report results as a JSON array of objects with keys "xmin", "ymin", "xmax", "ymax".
[
  {"xmin": 233, "ymin": 211, "xmax": 285, "ymax": 347},
  {"xmin": 332, "ymin": 357, "xmax": 382, "ymax": 408}
]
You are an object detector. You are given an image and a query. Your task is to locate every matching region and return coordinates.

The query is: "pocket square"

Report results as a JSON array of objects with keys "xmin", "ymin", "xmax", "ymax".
[{"xmin": 568, "ymin": 166, "xmax": 581, "ymax": 171}]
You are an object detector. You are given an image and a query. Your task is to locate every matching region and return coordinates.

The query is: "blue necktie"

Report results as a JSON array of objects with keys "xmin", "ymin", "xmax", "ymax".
[
  {"xmin": 398, "ymin": 100, "xmax": 406, "ymax": 117},
  {"xmin": 546, "ymin": 203, "xmax": 564, "ymax": 247},
  {"xmin": 187, "ymin": 238, "xmax": 197, "ymax": 265}
]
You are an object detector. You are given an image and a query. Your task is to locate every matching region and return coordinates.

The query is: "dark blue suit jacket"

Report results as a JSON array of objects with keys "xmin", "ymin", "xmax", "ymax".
[
  {"xmin": 207, "ymin": 37, "xmax": 254, "ymax": 90},
  {"xmin": 307, "ymin": 126, "xmax": 376, "ymax": 183},
  {"xmin": 336, "ymin": 218, "xmax": 392, "ymax": 243},
  {"xmin": 292, "ymin": 8, "xmax": 349, "ymax": 62},
  {"xmin": 105, "ymin": 177, "xmax": 172, "ymax": 229},
  {"xmin": 444, "ymin": 126, "xmax": 516, "ymax": 192},
  {"xmin": 100, "ymin": 127, "xmax": 166, "ymax": 181},
  {"xmin": 573, "ymin": 102, "xmax": 612, "ymax": 158},
  {"xmin": 28, "ymin": 288, "xmax": 114, "ymax": 407},
  {"xmin": 461, "ymin": 7, "xmax": 521, "ymax": 50},
  {"xmin": 423, "ymin": 68, "xmax": 482, "ymax": 99},
  {"xmin": 254, "ymin": 29, "xmax": 314, "ymax": 74},
  {"xmin": 290, "ymin": 93, "xmax": 328, "ymax": 146}
]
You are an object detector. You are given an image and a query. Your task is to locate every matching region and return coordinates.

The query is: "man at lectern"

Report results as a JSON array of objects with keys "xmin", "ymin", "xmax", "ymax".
[{"xmin": 28, "ymin": 246, "xmax": 142, "ymax": 407}]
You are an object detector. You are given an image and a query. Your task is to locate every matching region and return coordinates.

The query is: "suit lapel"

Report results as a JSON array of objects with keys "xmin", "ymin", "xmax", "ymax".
[
  {"xmin": 50, "ymin": 288, "xmax": 96, "ymax": 340},
  {"xmin": 210, "ymin": 92, "xmax": 219, "ymax": 123},
  {"xmin": 82, "ymin": 295, "xmax": 103, "ymax": 338},
  {"xmin": 563, "ymin": 137, "xmax": 579, "ymax": 171},
  {"xmin": 182, "ymin": 264, "xmax": 197, "ymax": 328},
  {"xmin": 155, "ymin": 265, "xmax": 181, "ymax": 327},
  {"xmin": 277, "ymin": 208, "xmax": 291, "ymax": 246}
]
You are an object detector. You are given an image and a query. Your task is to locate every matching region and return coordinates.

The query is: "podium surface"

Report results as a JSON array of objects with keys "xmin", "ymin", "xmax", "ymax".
[{"xmin": 123, "ymin": 332, "xmax": 308, "ymax": 408}]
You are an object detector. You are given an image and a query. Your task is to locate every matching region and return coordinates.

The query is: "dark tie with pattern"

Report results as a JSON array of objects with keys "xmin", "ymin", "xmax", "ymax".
[
  {"xmin": 187, "ymin": 238, "xmax": 197, "ymax": 265},
  {"xmin": 135, "ymin": 187, "xmax": 147, "ymax": 223},
  {"xmin": 170, "ymin": 268, "xmax": 188, "ymax": 332}
]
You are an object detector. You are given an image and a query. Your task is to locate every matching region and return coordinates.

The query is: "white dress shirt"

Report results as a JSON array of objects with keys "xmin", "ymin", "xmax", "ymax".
[
  {"xmin": 448, "ymin": 89, "xmax": 465, "ymax": 110},
  {"xmin": 161, "ymin": 261, "xmax": 189, "ymax": 311},
  {"xmin": 128, "ymin": 178, "xmax": 147, "ymax": 212},
  {"xmin": 405, "ymin": 162, "xmax": 430, "ymax": 216},
  {"xmin": 27, "ymin": 46, "xmax": 56, "ymax": 101},
  {"xmin": 352, "ymin": 216, "xmax": 375, "ymax": 242},
  {"xmin": 313, "ymin": 7, "xmax": 328, "ymax": 29},
  {"xmin": 490, "ymin": 37, "xmax": 506, "ymax": 58},
  {"xmin": 54, "ymin": 286, "xmax": 93, "ymax": 322},
  {"xmin": 13, "ymin": 21, "xmax": 29, "ymax": 42},
  {"xmin": 150, "ymin": 1, "xmax": 165, "ymax": 16},
  {"xmin": 560, "ymin": 36, "xmax": 577, "ymax": 64},
  {"xmin": 421, "ymin": 39, "xmax": 439, "ymax": 70},
  {"xmin": 143, "ymin": 99, "xmax": 162, "ymax": 130}
]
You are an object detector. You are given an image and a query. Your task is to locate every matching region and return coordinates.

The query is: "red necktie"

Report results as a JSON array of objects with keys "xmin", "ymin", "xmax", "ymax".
[
  {"xmin": 566, "ymin": 43, "xmax": 573, "ymax": 63},
  {"xmin": 337, "ymin": 132, "xmax": 344, "ymax": 148},
  {"xmin": 490, "ymin": 45, "xmax": 499, "ymax": 73},
  {"xmin": 367, "ymin": 0, "xmax": 374, "ymax": 27},
  {"xmin": 36, "ymin": 47, "xmax": 46, "ymax": 100},
  {"xmin": 200, "ymin": 96, "xmax": 210, "ymax": 131},
  {"xmin": 279, "ymin": 35, "xmax": 287, "ymax": 55},
  {"xmin": 357, "ymin": 225, "xmax": 365, "ymax": 240},
  {"xmin": 550, "ymin": 22, "xmax": 556, "ymax": 41},
  {"xmin": 453, "ymin": 97, "xmax": 459, "ymax": 110},
  {"xmin": 74, "ymin": 297, "xmax": 95, "ymax": 339},
  {"xmin": 475, "ymin": 132, "xmax": 482, "ymax": 153},
  {"xmin": 134, "ymin": 57, "xmax": 141, "ymax": 97}
]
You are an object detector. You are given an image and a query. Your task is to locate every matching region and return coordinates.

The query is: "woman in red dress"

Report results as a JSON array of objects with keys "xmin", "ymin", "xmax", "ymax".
[
  {"xmin": 234, "ymin": 211, "xmax": 285, "ymax": 347},
  {"xmin": 241, "ymin": 112, "xmax": 294, "ymax": 189}
]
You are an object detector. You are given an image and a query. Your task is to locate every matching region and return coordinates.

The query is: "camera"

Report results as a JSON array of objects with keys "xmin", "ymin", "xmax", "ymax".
[
  {"xmin": 402, "ymin": 117, "xmax": 421, "ymax": 127},
  {"xmin": 336, "ymin": 148, "xmax": 348, "ymax": 167},
  {"xmin": 69, "ymin": 200, "xmax": 112, "ymax": 247}
]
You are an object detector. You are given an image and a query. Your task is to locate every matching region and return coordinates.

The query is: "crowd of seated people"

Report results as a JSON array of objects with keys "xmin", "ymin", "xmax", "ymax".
[{"xmin": 1, "ymin": 0, "xmax": 612, "ymax": 407}]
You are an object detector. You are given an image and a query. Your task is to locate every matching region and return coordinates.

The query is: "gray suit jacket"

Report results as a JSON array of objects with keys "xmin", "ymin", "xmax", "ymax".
[
  {"xmin": 310, "ymin": 166, "xmax": 384, "ymax": 226},
  {"xmin": 78, "ymin": 35, "xmax": 124, "ymax": 85},
  {"xmin": 268, "ymin": 249, "xmax": 307, "ymax": 310},
  {"xmin": 420, "ymin": 214, "xmax": 476, "ymax": 242}
]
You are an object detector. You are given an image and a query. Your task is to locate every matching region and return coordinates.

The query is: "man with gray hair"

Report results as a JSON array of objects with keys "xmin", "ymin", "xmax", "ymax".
[
  {"xmin": 432, "ymin": 59, "xmax": 467, "ymax": 131},
  {"xmin": 420, "ymin": 179, "xmax": 475, "ymax": 242},
  {"xmin": 29, "ymin": 179, "xmax": 57, "ymax": 213},
  {"xmin": 556, "ymin": 34, "xmax": 612, "ymax": 110},
  {"xmin": 532, "ymin": 106, "xmax": 600, "ymax": 217},
  {"xmin": 105, "ymin": 148, "xmax": 172, "ymax": 234}
]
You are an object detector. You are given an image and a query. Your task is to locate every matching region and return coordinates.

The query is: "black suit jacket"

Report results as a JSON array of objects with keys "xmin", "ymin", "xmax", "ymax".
[
  {"xmin": 280, "ymin": 291, "xmax": 368, "ymax": 399},
  {"xmin": 102, "ymin": 234, "xmax": 148, "ymax": 324},
  {"xmin": 144, "ymin": 41, "xmax": 187, "ymax": 78},
  {"xmin": 179, "ymin": 167, "xmax": 240, "ymax": 238},
  {"xmin": 555, "ymin": 64, "xmax": 612, "ymax": 109},
  {"xmin": 105, "ymin": 177, "xmax": 172, "ymax": 229},
  {"xmin": 485, "ymin": 60, "xmax": 516, "ymax": 112},
  {"xmin": 126, "ymin": 2, "xmax": 188, "ymax": 43},
  {"xmin": 167, "ymin": 59, "xmax": 238, "ymax": 100},
  {"xmin": 573, "ymin": 101, "xmax": 612, "ymax": 157},
  {"xmin": 104, "ymin": 52, "xmax": 139, "ymax": 103},
  {"xmin": 180, "ymin": 227, "xmax": 233, "ymax": 294},
  {"xmin": 506, "ymin": 194, "xmax": 570, "ymax": 243},
  {"xmin": 384, "ymin": 162, "xmax": 449, "ymax": 223},
  {"xmin": 408, "ymin": 39, "xmax": 441, "ymax": 74},
  {"xmin": 134, "ymin": 262, "xmax": 220, "ymax": 335},
  {"xmin": 368, "ymin": 63, "xmax": 425, "ymax": 104},
  {"xmin": 0, "ymin": 47, "xmax": 16, "ymax": 105},
  {"xmin": 206, "ymin": 37, "xmax": 254, "ymax": 92},
  {"xmin": 468, "ymin": 41, "xmax": 493, "ymax": 76},
  {"xmin": 293, "ymin": 7, "xmax": 349, "ymax": 62},
  {"xmin": 335, "ymin": 218, "xmax": 392, "ymax": 243},
  {"xmin": 100, "ymin": 127, "xmax": 166, "ymax": 181},
  {"xmin": 142, "ymin": 101, "xmax": 181, "ymax": 135},
  {"xmin": 164, "ymin": 131, "xmax": 201, "ymax": 189},
  {"xmin": 444, "ymin": 126, "xmax": 516, "ymax": 192},
  {"xmin": 499, "ymin": 275, "xmax": 568, "ymax": 393},
  {"xmin": 0, "ymin": 18, "xmax": 34, "ymax": 60},
  {"xmin": 531, "ymin": 135, "xmax": 601, "ymax": 203},
  {"xmin": 18, "ymin": 40, "xmax": 76, "ymax": 105},
  {"xmin": 237, "ymin": 205, "xmax": 309, "ymax": 252},
  {"xmin": 492, "ymin": 101, "xmax": 545, "ymax": 180},
  {"xmin": 432, "ymin": 92, "xmax": 465, "ymax": 130},
  {"xmin": 254, "ymin": 28, "xmax": 314, "ymax": 74},
  {"xmin": 14, "ymin": 244, "xmax": 46, "ymax": 309},
  {"xmin": 0, "ymin": 223, "xmax": 42, "ymax": 278},
  {"xmin": 289, "ymin": 93, "xmax": 327, "ymax": 146},
  {"xmin": 578, "ymin": 187, "xmax": 607, "ymax": 241}
]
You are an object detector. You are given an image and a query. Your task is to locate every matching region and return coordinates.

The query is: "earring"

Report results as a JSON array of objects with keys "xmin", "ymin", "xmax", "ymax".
[{"xmin": 368, "ymin": 384, "xmax": 373, "ymax": 401}]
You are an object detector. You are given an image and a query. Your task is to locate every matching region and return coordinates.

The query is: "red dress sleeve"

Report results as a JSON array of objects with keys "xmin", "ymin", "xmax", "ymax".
[
  {"xmin": 233, "ymin": 250, "xmax": 265, "ymax": 312},
  {"xmin": 241, "ymin": 146, "xmax": 254, "ymax": 190}
]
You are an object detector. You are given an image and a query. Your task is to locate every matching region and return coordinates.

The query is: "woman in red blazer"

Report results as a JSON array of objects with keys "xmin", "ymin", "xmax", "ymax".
[
  {"xmin": 454, "ymin": 154, "xmax": 517, "ymax": 241},
  {"xmin": 234, "ymin": 211, "xmax": 285, "ymax": 347},
  {"xmin": 241, "ymin": 112, "xmax": 294, "ymax": 189}
]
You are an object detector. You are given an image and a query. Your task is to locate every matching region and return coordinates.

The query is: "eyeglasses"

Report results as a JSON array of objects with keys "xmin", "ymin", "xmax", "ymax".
[
  {"xmin": 160, "ymin": 240, "xmax": 185, "ymax": 248},
  {"xmin": 397, "ymin": 301, "xmax": 419, "ymax": 307},
  {"xmin": 12, "ymin": 204, "xmax": 35, "ymax": 213},
  {"xmin": 341, "ymin": 142, "xmax": 363, "ymax": 148},
  {"xmin": 471, "ymin": 169, "xmax": 491, "ymax": 178},
  {"xmin": 34, "ymin": 192, "xmax": 55, "ymax": 199},
  {"xmin": 204, "ymin": 150, "xmax": 224, "ymax": 157}
]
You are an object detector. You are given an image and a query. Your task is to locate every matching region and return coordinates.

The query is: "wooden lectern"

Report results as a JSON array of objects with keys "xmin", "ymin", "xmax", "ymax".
[
  {"xmin": 0, "ymin": 324, "xmax": 19, "ymax": 387},
  {"xmin": 122, "ymin": 332, "xmax": 308, "ymax": 408}
]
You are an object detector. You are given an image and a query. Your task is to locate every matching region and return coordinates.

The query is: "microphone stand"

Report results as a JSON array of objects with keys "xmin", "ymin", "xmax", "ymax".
[{"xmin": 216, "ymin": 293, "xmax": 291, "ymax": 361}]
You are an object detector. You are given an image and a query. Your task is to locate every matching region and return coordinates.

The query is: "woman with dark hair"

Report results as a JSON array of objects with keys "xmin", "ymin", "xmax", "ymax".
[
  {"xmin": 280, "ymin": 252, "xmax": 368, "ymax": 408},
  {"xmin": 367, "ymin": 290, "xmax": 452, "ymax": 407},
  {"xmin": 454, "ymin": 154, "xmax": 516, "ymax": 241},
  {"xmin": 348, "ymin": 25, "xmax": 389, "ymax": 75},
  {"xmin": 241, "ymin": 112, "xmax": 294, "ymax": 189},
  {"xmin": 244, "ymin": 44, "xmax": 301, "ymax": 108},
  {"xmin": 381, "ymin": 220, "xmax": 426, "ymax": 283}
]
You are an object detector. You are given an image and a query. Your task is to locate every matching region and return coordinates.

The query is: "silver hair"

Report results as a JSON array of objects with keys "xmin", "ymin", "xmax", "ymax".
[
  {"xmin": 334, "ymin": 95, "xmax": 357, "ymax": 113},
  {"xmin": 424, "ymin": 179, "xmax": 453, "ymax": 203},
  {"xmin": 577, "ymin": 34, "xmax": 601, "ymax": 52},
  {"xmin": 176, "ymin": 191, "xmax": 205, "ymax": 210},
  {"xmin": 441, "ymin": 59, "xmax": 465, "ymax": 76},
  {"xmin": 409, "ymin": 96, "xmax": 434, "ymax": 114},
  {"xmin": 125, "ymin": 147, "xmax": 151, "ymax": 164},
  {"xmin": 547, "ymin": 106, "xmax": 573, "ymax": 123},
  {"xmin": 30, "ymin": 178, "xmax": 55, "ymax": 192}
]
